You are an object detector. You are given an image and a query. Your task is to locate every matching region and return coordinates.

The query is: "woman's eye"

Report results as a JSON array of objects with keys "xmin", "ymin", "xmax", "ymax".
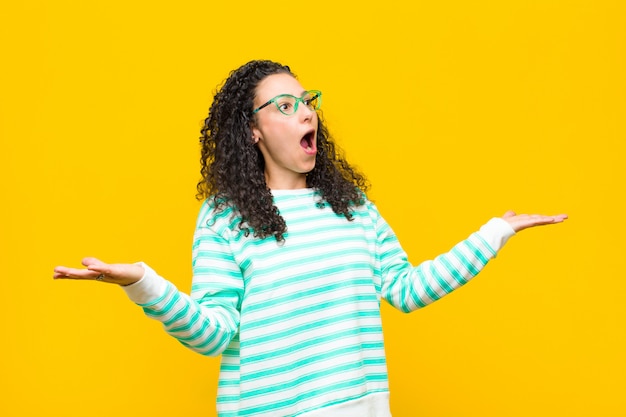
[
  {"xmin": 304, "ymin": 93, "xmax": 318, "ymax": 108},
  {"xmin": 279, "ymin": 102, "xmax": 293, "ymax": 111}
]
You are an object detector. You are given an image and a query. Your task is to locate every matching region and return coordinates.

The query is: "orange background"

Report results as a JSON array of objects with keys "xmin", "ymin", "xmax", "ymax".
[{"xmin": 1, "ymin": 1, "xmax": 624, "ymax": 416}]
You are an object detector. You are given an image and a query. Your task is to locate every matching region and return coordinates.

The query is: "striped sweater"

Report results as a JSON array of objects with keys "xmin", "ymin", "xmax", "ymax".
[{"xmin": 123, "ymin": 188, "xmax": 515, "ymax": 416}]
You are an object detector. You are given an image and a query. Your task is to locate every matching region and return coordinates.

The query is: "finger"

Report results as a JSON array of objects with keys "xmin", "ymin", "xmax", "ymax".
[
  {"xmin": 82, "ymin": 258, "xmax": 114, "ymax": 281},
  {"xmin": 82, "ymin": 257, "xmax": 107, "ymax": 268},
  {"xmin": 532, "ymin": 214, "xmax": 568, "ymax": 224},
  {"xmin": 55, "ymin": 274, "xmax": 101, "ymax": 281},
  {"xmin": 53, "ymin": 267, "xmax": 71, "ymax": 279},
  {"xmin": 85, "ymin": 261, "xmax": 120, "ymax": 277},
  {"xmin": 520, "ymin": 214, "xmax": 557, "ymax": 226},
  {"xmin": 517, "ymin": 214, "xmax": 568, "ymax": 231},
  {"xmin": 53, "ymin": 266, "xmax": 100, "ymax": 280},
  {"xmin": 502, "ymin": 210, "xmax": 516, "ymax": 219}
]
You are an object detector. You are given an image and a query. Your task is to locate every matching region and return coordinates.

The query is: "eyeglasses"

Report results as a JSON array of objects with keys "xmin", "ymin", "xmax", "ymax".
[{"xmin": 253, "ymin": 90, "xmax": 322, "ymax": 116}]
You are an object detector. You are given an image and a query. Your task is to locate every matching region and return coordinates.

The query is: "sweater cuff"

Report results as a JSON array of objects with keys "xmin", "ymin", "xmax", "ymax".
[
  {"xmin": 121, "ymin": 262, "xmax": 168, "ymax": 305},
  {"xmin": 478, "ymin": 217, "xmax": 516, "ymax": 253}
]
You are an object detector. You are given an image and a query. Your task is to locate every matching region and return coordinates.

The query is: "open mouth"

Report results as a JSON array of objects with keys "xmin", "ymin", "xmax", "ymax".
[{"xmin": 300, "ymin": 130, "xmax": 316, "ymax": 153}]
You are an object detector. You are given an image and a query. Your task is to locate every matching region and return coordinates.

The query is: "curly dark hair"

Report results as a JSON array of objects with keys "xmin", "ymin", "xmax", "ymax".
[{"xmin": 197, "ymin": 60, "xmax": 369, "ymax": 241}]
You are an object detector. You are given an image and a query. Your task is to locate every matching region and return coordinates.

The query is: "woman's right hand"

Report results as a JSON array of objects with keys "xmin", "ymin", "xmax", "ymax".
[{"xmin": 53, "ymin": 257, "xmax": 145, "ymax": 286}]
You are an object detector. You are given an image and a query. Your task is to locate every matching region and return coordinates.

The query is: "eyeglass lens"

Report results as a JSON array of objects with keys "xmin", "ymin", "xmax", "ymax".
[{"xmin": 276, "ymin": 92, "xmax": 320, "ymax": 115}]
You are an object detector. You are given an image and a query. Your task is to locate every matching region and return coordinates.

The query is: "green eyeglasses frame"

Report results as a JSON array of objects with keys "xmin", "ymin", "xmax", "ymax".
[{"xmin": 253, "ymin": 90, "xmax": 322, "ymax": 116}]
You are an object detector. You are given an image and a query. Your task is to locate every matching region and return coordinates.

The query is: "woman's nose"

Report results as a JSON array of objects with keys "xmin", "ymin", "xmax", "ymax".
[{"xmin": 297, "ymin": 102, "xmax": 315, "ymax": 122}]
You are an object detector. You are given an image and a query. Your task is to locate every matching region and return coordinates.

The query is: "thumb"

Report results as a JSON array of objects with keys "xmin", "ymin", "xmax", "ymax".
[
  {"xmin": 82, "ymin": 257, "xmax": 107, "ymax": 268},
  {"xmin": 502, "ymin": 210, "xmax": 516, "ymax": 219}
]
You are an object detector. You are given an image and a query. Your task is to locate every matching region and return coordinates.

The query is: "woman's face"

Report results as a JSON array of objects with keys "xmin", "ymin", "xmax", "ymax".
[{"xmin": 251, "ymin": 73, "xmax": 318, "ymax": 190}]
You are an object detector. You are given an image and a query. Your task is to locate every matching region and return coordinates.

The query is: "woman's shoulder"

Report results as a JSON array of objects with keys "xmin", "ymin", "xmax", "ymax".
[
  {"xmin": 195, "ymin": 196, "xmax": 242, "ymax": 232},
  {"xmin": 351, "ymin": 192, "xmax": 377, "ymax": 212},
  {"xmin": 350, "ymin": 194, "xmax": 387, "ymax": 227}
]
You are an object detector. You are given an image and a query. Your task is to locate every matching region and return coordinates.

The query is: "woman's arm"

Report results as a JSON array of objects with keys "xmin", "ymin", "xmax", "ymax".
[
  {"xmin": 53, "ymin": 227, "xmax": 244, "ymax": 357},
  {"xmin": 376, "ymin": 210, "xmax": 567, "ymax": 312}
]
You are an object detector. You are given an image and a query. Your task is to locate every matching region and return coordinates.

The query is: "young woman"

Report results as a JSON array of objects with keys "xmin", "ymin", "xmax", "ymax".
[{"xmin": 54, "ymin": 60, "xmax": 567, "ymax": 417}]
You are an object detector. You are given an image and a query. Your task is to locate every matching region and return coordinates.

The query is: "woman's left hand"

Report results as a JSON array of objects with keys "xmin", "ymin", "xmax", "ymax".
[{"xmin": 502, "ymin": 210, "xmax": 568, "ymax": 232}]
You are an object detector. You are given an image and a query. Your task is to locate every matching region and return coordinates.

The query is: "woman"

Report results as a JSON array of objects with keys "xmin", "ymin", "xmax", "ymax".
[{"xmin": 54, "ymin": 60, "xmax": 567, "ymax": 417}]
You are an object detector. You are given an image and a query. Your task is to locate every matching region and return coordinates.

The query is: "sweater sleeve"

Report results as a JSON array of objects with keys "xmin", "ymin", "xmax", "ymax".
[
  {"xmin": 374, "ymin": 206, "xmax": 515, "ymax": 312},
  {"xmin": 121, "ymin": 223, "xmax": 243, "ymax": 356}
]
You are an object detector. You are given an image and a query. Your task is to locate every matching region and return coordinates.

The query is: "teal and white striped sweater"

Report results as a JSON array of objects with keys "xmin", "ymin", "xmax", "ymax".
[{"xmin": 124, "ymin": 188, "xmax": 515, "ymax": 417}]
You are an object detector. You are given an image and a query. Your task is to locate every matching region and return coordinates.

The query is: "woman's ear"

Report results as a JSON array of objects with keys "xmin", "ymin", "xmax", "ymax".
[{"xmin": 251, "ymin": 126, "xmax": 261, "ymax": 144}]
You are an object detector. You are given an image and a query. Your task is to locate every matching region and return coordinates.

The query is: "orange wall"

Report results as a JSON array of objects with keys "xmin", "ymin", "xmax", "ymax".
[{"xmin": 1, "ymin": 1, "xmax": 624, "ymax": 416}]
